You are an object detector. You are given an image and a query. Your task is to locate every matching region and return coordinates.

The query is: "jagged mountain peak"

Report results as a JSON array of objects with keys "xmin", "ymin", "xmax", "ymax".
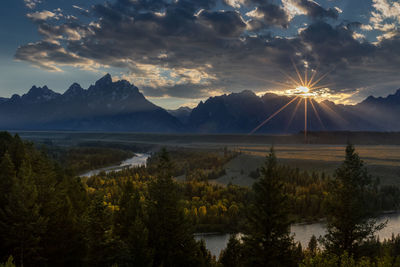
[
  {"xmin": 63, "ymin": 83, "xmax": 85, "ymax": 100},
  {"xmin": 88, "ymin": 74, "xmax": 140, "ymax": 96},
  {"xmin": 22, "ymin": 85, "xmax": 60, "ymax": 103},
  {"xmin": 0, "ymin": 75, "xmax": 183, "ymax": 132},
  {"xmin": 65, "ymin": 82, "xmax": 83, "ymax": 92},
  {"xmin": 237, "ymin": 90, "xmax": 257, "ymax": 96},
  {"xmin": 95, "ymin": 73, "xmax": 113, "ymax": 87}
]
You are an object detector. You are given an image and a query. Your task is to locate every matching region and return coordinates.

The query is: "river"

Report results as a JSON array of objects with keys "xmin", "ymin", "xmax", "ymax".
[
  {"xmin": 80, "ymin": 153, "xmax": 150, "ymax": 177},
  {"xmin": 196, "ymin": 213, "xmax": 400, "ymax": 258},
  {"xmin": 79, "ymin": 154, "xmax": 400, "ymax": 258}
]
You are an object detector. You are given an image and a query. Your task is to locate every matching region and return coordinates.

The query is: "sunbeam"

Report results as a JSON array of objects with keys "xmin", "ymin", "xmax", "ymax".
[
  {"xmin": 310, "ymin": 99, "xmax": 325, "ymax": 130},
  {"xmin": 285, "ymin": 97, "xmax": 303, "ymax": 132},
  {"xmin": 304, "ymin": 98, "xmax": 308, "ymax": 142},
  {"xmin": 250, "ymin": 96, "xmax": 299, "ymax": 135},
  {"xmin": 249, "ymin": 60, "xmax": 332, "ymax": 139}
]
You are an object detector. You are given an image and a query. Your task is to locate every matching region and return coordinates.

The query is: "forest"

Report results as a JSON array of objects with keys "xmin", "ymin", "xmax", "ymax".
[{"xmin": 1, "ymin": 131, "xmax": 400, "ymax": 266}]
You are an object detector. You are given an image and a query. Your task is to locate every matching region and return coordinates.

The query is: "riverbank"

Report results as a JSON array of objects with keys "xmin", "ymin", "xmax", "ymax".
[
  {"xmin": 197, "ymin": 212, "xmax": 400, "ymax": 258},
  {"xmin": 80, "ymin": 153, "xmax": 150, "ymax": 177}
]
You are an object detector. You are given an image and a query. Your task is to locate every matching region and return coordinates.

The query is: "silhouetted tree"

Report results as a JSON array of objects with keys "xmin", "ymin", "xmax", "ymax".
[
  {"xmin": 147, "ymin": 148, "xmax": 210, "ymax": 267},
  {"xmin": 0, "ymin": 160, "xmax": 47, "ymax": 266},
  {"xmin": 219, "ymin": 235, "xmax": 244, "ymax": 267},
  {"xmin": 308, "ymin": 235, "xmax": 318, "ymax": 256},
  {"xmin": 242, "ymin": 148, "xmax": 298, "ymax": 267},
  {"xmin": 114, "ymin": 181, "xmax": 153, "ymax": 266},
  {"xmin": 322, "ymin": 144, "xmax": 385, "ymax": 257}
]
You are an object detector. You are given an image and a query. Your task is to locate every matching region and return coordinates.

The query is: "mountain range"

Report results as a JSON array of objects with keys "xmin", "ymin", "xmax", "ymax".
[{"xmin": 0, "ymin": 74, "xmax": 399, "ymax": 133}]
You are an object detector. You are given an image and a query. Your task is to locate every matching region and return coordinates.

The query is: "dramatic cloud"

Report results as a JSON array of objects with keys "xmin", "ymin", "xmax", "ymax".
[
  {"xmin": 14, "ymin": 0, "xmax": 400, "ymax": 103},
  {"xmin": 15, "ymin": 41, "xmax": 94, "ymax": 72},
  {"xmin": 281, "ymin": 0, "xmax": 338, "ymax": 21},
  {"xmin": 26, "ymin": 10, "xmax": 59, "ymax": 21}
]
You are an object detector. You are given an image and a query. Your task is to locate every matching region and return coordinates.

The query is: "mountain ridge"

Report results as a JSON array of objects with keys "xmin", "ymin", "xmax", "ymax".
[
  {"xmin": 0, "ymin": 75, "xmax": 399, "ymax": 133},
  {"xmin": 0, "ymin": 74, "xmax": 183, "ymax": 132}
]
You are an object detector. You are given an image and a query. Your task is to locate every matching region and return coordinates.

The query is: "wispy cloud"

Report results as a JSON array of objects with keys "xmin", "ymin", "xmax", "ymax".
[{"xmin": 24, "ymin": 0, "xmax": 42, "ymax": 9}]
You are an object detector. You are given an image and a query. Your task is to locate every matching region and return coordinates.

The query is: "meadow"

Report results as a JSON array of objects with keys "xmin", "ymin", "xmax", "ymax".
[
  {"xmin": 219, "ymin": 145, "xmax": 400, "ymax": 186},
  {"xmin": 15, "ymin": 131, "xmax": 400, "ymax": 186}
]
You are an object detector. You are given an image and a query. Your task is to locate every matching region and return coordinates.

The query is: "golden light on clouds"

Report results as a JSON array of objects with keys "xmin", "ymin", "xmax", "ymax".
[{"xmin": 250, "ymin": 61, "xmax": 335, "ymax": 139}]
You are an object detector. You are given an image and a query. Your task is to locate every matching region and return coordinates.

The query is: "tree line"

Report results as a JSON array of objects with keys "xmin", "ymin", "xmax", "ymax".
[{"xmin": 1, "ymin": 131, "xmax": 400, "ymax": 266}]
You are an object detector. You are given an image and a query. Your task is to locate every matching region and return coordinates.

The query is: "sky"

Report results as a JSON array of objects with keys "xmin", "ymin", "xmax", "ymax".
[{"xmin": 1, "ymin": 0, "xmax": 400, "ymax": 109}]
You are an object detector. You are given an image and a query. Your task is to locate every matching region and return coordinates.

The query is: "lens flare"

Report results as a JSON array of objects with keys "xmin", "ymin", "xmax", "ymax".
[
  {"xmin": 296, "ymin": 86, "xmax": 309, "ymax": 94},
  {"xmin": 249, "ymin": 60, "xmax": 331, "ymax": 142}
]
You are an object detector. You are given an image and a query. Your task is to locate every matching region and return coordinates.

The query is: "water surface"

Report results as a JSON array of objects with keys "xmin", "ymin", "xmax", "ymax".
[
  {"xmin": 80, "ymin": 153, "xmax": 149, "ymax": 177},
  {"xmin": 198, "ymin": 213, "xmax": 400, "ymax": 258}
]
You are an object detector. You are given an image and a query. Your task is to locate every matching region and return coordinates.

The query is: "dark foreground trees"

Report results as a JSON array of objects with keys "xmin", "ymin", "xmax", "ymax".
[
  {"xmin": 1, "ymin": 130, "xmax": 398, "ymax": 267},
  {"xmin": 0, "ymin": 132, "xmax": 87, "ymax": 266},
  {"xmin": 147, "ymin": 148, "xmax": 213, "ymax": 267},
  {"xmin": 220, "ymin": 148, "xmax": 301, "ymax": 267},
  {"xmin": 322, "ymin": 144, "xmax": 385, "ymax": 257},
  {"xmin": 0, "ymin": 135, "xmax": 215, "ymax": 267},
  {"xmin": 242, "ymin": 148, "xmax": 299, "ymax": 266}
]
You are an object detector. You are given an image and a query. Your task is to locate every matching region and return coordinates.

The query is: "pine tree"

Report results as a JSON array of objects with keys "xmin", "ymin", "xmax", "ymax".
[
  {"xmin": 219, "ymin": 235, "xmax": 244, "ymax": 267},
  {"xmin": 322, "ymin": 144, "xmax": 385, "ymax": 257},
  {"xmin": 41, "ymin": 190, "xmax": 86, "ymax": 266},
  {"xmin": 147, "ymin": 148, "xmax": 208, "ymax": 267},
  {"xmin": 85, "ymin": 193, "xmax": 125, "ymax": 266},
  {"xmin": 0, "ymin": 160, "xmax": 47, "ymax": 266},
  {"xmin": 242, "ymin": 148, "xmax": 297, "ymax": 267},
  {"xmin": 0, "ymin": 152, "xmax": 15, "ymax": 208},
  {"xmin": 308, "ymin": 235, "xmax": 318, "ymax": 256},
  {"xmin": 114, "ymin": 181, "xmax": 153, "ymax": 266}
]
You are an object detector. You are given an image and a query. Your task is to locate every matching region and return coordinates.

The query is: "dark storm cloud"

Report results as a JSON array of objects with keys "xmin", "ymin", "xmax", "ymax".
[
  {"xmin": 299, "ymin": 22, "xmax": 374, "ymax": 65},
  {"xmin": 257, "ymin": 3, "xmax": 290, "ymax": 28},
  {"xmin": 14, "ymin": 0, "xmax": 400, "ymax": 100},
  {"xmin": 244, "ymin": 0, "xmax": 290, "ymax": 28},
  {"xmin": 15, "ymin": 41, "xmax": 89, "ymax": 71},
  {"xmin": 197, "ymin": 10, "xmax": 246, "ymax": 36}
]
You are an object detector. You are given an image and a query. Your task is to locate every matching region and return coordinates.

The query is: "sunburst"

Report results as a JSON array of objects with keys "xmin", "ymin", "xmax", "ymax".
[{"xmin": 249, "ymin": 61, "xmax": 331, "ymax": 142}]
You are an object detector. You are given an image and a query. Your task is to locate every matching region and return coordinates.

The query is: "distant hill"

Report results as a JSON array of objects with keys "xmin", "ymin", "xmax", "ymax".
[
  {"xmin": 0, "ymin": 75, "xmax": 399, "ymax": 133},
  {"xmin": 187, "ymin": 90, "xmax": 381, "ymax": 133},
  {"xmin": 0, "ymin": 74, "xmax": 183, "ymax": 132},
  {"xmin": 167, "ymin": 106, "xmax": 192, "ymax": 124},
  {"xmin": 353, "ymin": 89, "xmax": 400, "ymax": 130}
]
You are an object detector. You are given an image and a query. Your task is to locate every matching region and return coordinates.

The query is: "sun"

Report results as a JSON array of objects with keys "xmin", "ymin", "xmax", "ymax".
[
  {"xmin": 296, "ymin": 86, "xmax": 310, "ymax": 94},
  {"xmin": 249, "ymin": 60, "xmax": 332, "ymax": 140}
]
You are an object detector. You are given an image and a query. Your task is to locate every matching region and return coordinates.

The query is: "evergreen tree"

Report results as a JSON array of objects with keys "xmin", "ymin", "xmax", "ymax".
[
  {"xmin": 308, "ymin": 235, "xmax": 318, "ymax": 256},
  {"xmin": 0, "ymin": 152, "xmax": 15, "ymax": 208},
  {"xmin": 114, "ymin": 181, "xmax": 153, "ymax": 266},
  {"xmin": 40, "ymin": 190, "xmax": 86, "ymax": 266},
  {"xmin": 86, "ymin": 193, "xmax": 125, "ymax": 266},
  {"xmin": 322, "ymin": 144, "xmax": 385, "ymax": 256},
  {"xmin": 147, "ymin": 148, "xmax": 208, "ymax": 267},
  {"xmin": 0, "ymin": 160, "xmax": 48, "ymax": 266},
  {"xmin": 219, "ymin": 235, "xmax": 244, "ymax": 267},
  {"xmin": 242, "ymin": 148, "xmax": 297, "ymax": 267}
]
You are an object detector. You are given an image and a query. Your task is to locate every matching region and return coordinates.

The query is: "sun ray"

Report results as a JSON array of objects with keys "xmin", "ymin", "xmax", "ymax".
[
  {"xmin": 304, "ymin": 98, "xmax": 308, "ymax": 142},
  {"xmin": 264, "ymin": 79, "xmax": 298, "ymax": 88},
  {"xmin": 248, "ymin": 61, "xmax": 334, "ymax": 137},
  {"xmin": 285, "ymin": 97, "xmax": 303, "ymax": 132},
  {"xmin": 279, "ymin": 69, "xmax": 302, "ymax": 88},
  {"xmin": 318, "ymin": 101, "xmax": 348, "ymax": 126},
  {"xmin": 250, "ymin": 96, "xmax": 299, "ymax": 134},
  {"xmin": 310, "ymin": 83, "xmax": 334, "ymax": 90},
  {"xmin": 310, "ymin": 99, "xmax": 325, "ymax": 130},
  {"xmin": 308, "ymin": 69, "xmax": 332, "ymax": 89},
  {"xmin": 291, "ymin": 59, "xmax": 305, "ymax": 86},
  {"xmin": 307, "ymin": 63, "xmax": 319, "ymax": 87}
]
